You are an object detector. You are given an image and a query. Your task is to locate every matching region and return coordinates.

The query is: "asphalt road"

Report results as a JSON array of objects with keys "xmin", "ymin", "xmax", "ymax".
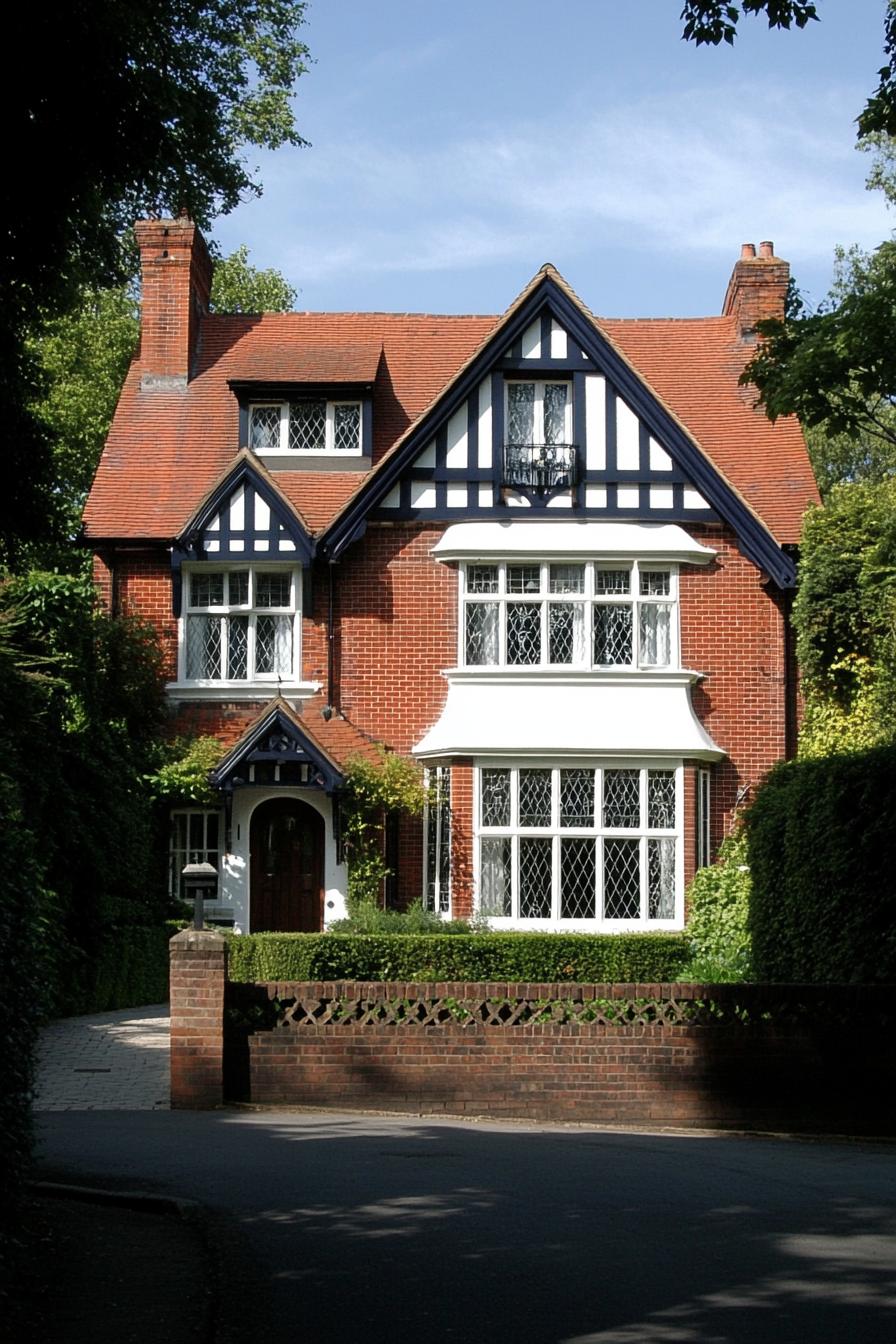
[{"xmin": 35, "ymin": 1110, "xmax": 896, "ymax": 1344}]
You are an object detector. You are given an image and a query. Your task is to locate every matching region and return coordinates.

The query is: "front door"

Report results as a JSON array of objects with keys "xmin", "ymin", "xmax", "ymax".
[{"xmin": 249, "ymin": 798, "xmax": 324, "ymax": 932}]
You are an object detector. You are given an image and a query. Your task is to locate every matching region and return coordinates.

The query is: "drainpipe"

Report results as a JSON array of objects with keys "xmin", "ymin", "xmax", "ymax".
[{"xmin": 324, "ymin": 559, "xmax": 339, "ymax": 718}]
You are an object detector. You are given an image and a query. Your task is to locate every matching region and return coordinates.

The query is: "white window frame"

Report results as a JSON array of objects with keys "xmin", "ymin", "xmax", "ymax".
[
  {"xmin": 249, "ymin": 400, "xmax": 363, "ymax": 456},
  {"xmin": 696, "ymin": 768, "xmax": 711, "ymax": 870},
  {"xmin": 179, "ymin": 563, "xmax": 300, "ymax": 687},
  {"xmin": 474, "ymin": 761, "xmax": 683, "ymax": 930},
  {"xmin": 423, "ymin": 766, "xmax": 452, "ymax": 916},
  {"xmin": 460, "ymin": 560, "xmax": 679, "ymax": 670},
  {"xmin": 505, "ymin": 380, "xmax": 572, "ymax": 445},
  {"xmin": 168, "ymin": 808, "xmax": 222, "ymax": 903}
]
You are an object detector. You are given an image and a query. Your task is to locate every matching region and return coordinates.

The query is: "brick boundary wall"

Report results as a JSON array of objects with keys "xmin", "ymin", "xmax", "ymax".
[
  {"xmin": 235, "ymin": 982, "xmax": 895, "ymax": 1134},
  {"xmin": 169, "ymin": 942, "xmax": 896, "ymax": 1132}
]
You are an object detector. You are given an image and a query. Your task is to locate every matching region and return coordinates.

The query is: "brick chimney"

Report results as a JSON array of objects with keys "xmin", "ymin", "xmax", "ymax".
[
  {"xmin": 134, "ymin": 217, "xmax": 212, "ymax": 388},
  {"xmin": 722, "ymin": 241, "xmax": 789, "ymax": 342}
]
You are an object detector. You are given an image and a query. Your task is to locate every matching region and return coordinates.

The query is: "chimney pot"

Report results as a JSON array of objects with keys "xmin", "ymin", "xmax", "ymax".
[
  {"xmin": 759, "ymin": 240, "xmax": 774, "ymax": 258},
  {"xmin": 741, "ymin": 243, "xmax": 756, "ymax": 260}
]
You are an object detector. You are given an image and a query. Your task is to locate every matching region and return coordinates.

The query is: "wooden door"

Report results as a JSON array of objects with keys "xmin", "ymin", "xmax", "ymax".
[{"xmin": 249, "ymin": 798, "xmax": 324, "ymax": 932}]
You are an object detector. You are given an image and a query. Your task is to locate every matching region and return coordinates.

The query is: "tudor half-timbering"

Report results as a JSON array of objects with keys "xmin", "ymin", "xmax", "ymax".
[{"xmin": 84, "ymin": 221, "xmax": 818, "ymax": 933}]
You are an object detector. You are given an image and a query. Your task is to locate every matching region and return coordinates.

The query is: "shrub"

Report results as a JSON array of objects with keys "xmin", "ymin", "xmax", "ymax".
[
  {"xmin": 682, "ymin": 832, "xmax": 752, "ymax": 982},
  {"xmin": 328, "ymin": 901, "xmax": 473, "ymax": 936},
  {"xmin": 225, "ymin": 930, "xmax": 691, "ymax": 985},
  {"xmin": 747, "ymin": 746, "xmax": 896, "ymax": 983}
]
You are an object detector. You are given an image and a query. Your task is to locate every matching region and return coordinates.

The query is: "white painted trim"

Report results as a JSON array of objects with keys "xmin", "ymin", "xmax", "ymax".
[
  {"xmin": 432, "ymin": 521, "xmax": 716, "ymax": 562},
  {"xmin": 166, "ymin": 681, "xmax": 321, "ymax": 702}
]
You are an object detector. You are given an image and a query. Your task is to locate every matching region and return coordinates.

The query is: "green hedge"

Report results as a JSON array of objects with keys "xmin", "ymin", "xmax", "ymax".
[
  {"xmin": 225, "ymin": 931, "xmax": 691, "ymax": 984},
  {"xmin": 747, "ymin": 746, "xmax": 896, "ymax": 983},
  {"xmin": 61, "ymin": 921, "xmax": 182, "ymax": 1015}
]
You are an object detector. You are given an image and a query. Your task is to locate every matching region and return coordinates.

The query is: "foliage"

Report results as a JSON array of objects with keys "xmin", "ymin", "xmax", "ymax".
[
  {"xmin": 746, "ymin": 746, "xmax": 896, "ymax": 983},
  {"xmin": 328, "ymin": 901, "xmax": 474, "ymax": 936},
  {"xmin": 791, "ymin": 481, "xmax": 896, "ymax": 754},
  {"xmin": 679, "ymin": 2, "xmax": 818, "ymax": 48},
  {"xmin": 341, "ymin": 751, "xmax": 428, "ymax": 909},
  {"xmin": 147, "ymin": 736, "xmax": 222, "ymax": 806},
  {"xmin": 682, "ymin": 832, "xmax": 753, "ymax": 982},
  {"xmin": 210, "ymin": 244, "xmax": 297, "ymax": 313},
  {"xmin": 2, "ymin": 3, "xmax": 310, "ymax": 561},
  {"xmin": 225, "ymin": 930, "xmax": 691, "ymax": 985}
]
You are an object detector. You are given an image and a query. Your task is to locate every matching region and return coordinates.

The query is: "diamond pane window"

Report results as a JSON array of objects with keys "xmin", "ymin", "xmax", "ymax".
[
  {"xmin": 507, "ymin": 603, "xmax": 541, "ymax": 664},
  {"xmin": 603, "ymin": 770, "xmax": 641, "ymax": 828},
  {"xmin": 648, "ymin": 838, "xmax": 675, "ymax": 919},
  {"xmin": 186, "ymin": 616, "xmax": 221, "ymax": 680},
  {"xmin": 334, "ymin": 403, "xmax": 361, "ymax": 452},
  {"xmin": 289, "ymin": 401, "xmax": 327, "ymax": 452},
  {"xmin": 560, "ymin": 839, "xmax": 596, "ymax": 918},
  {"xmin": 226, "ymin": 615, "xmax": 249, "ymax": 679},
  {"xmin": 561, "ymin": 770, "xmax": 594, "ymax": 827},
  {"xmin": 594, "ymin": 605, "xmax": 633, "ymax": 665},
  {"xmin": 249, "ymin": 405, "xmax": 281, "ymax": 451},
  {"xmin": 548, "ymin": 602, "xmax": 584, "ymax": 663},
  {"xmin": 507, "ymin": 382, "xmax": 535, "ymax": 444},
  {"xmin": 467, "ymin": 565, "xmax": 499, "ymax": 594},
  {"xmin": 519, "ymin": 769, "xmax": 552, "ymax": 827},
  {"xmin": 604, "ymin": 839, "xmax": 641, "ymax": 919},
  {"xmin": 476, "ymin": 766, "xmax": 680, "ymax": 926},
  {"xmin": 481, "ymin": 769, "xmax": 511, "ymax": 827},
  {"xmin": 183, "ymin": 566, "xmax": 298, "ymax": 683},
  {"xmin": 519, "ymin": 838, "xmax": 553, "ymax": 917},
  {"xmin": 465, "ymin": 602, "xmax": 499, "ymax": 665},
  {"xmin": 648, "ymin": 771, "xmax": 675, "ymax": 828},
  {"xmin": 544, "ymin": 384, "xmax": 568, "ymax": 444},
  {"xmin": 424, "ymin": 766, "xmax": 451, "ymax": 915},
  {"xmin": 480, "ymin": 838, "xmax": 512, "ymax": 916}
]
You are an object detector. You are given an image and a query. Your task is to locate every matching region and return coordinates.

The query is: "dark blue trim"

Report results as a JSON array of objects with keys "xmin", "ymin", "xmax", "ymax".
[
  {"xmin": 210, "ymin": 706, "xmax": 344, "ymax": 795},
  {"xmin": 320, "ymin": 276, "xmax": 797, "ymax": 587}
]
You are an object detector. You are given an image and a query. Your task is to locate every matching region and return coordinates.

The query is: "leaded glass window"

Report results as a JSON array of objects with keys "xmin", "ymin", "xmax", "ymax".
[
  {"xmin": 477, "ymin": 765, "xmax": 680, "ymax": 926},
  {"xmin": 460, "ymin": 562, "xmax": 677, "ymax": 668},
  {"xmin": 249, "ymin": 401, "xmax": 362, "ymax": 454},
  {"xmin": 183, "ymin": 566, "xmax": 298, "ymax": 683},
  {"xmin": 424, "ymin": 766, "xmax": 451, "ymax": 915},
  {"xmin": 506, "ymin": 381, "xmax": 570, "ymax": 445}
]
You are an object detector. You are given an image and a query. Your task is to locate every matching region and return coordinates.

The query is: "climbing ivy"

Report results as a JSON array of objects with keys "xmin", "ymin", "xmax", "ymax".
[{"xmin": 340, "ymin": 750, "xmax": 427, "ymax": 910}]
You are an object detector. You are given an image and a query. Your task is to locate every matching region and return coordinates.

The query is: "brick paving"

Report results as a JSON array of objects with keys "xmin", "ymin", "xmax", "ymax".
[{"xmin": 34, "ymin": 1005, "xmax": 170, "ymax": 1111}]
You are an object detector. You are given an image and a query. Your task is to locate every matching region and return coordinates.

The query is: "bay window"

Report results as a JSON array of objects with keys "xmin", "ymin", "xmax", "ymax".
[
  {"xmin": 477, "ymin": 764, "xmax": 680, "ymax": 925},
  {"xmin": 183, "ymin": 565, "xmax": 298, "ymax": 684},
  {"xmin": 462, "ymin": 560, "xmax": 677, "ymax": 668}
]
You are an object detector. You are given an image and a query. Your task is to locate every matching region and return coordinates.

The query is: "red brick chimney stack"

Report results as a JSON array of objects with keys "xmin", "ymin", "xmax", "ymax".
[
  {"xmin": 722, "ymin": 240, "xmax": 789, "ymax": 342},
  {"xmin": 134, "ymin": 217, "xmax": 212, "ymax": 388}
]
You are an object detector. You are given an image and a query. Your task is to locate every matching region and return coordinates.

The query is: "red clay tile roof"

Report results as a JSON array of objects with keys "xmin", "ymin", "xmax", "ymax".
[
  {"xmin": 222, "ymin": 337, "xmax": 383, "ymax": 385},
  {"xmin": 215, "ymin": 694, "xmax": 389, "ymax": 775},
  {"xmin": 83, "ymin": 294, "xmax": 818, "ymax": 546}
]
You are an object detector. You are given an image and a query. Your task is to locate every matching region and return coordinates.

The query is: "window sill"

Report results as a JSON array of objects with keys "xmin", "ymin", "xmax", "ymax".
[
  {"xmin": 442, "ymin": 665, "xmax": 702, "ymax": 686},
  {"xmin": 480, "ymin": 917, "xmax": 684, "ymax": 932},
  {"xmin": 166, "ymin": 680, "xmax": 322, "ymax": 702}
]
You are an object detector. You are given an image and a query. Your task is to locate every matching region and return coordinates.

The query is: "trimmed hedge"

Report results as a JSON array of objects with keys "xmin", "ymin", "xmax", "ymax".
[
  {"xmin": 225, "ymin": 931, "xmax": 691, "ymax": 984},
  {"xmin": 62, "ymin": 921, "xmax": 183, "ymax": 1015},
  {"xmin": 747, "ymin": 746, "xmax": 896, "ymax": 983}
]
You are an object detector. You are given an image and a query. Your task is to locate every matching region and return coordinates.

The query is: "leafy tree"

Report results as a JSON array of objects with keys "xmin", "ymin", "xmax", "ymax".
[
  {"xmin": 2, "ymin": 3, "xmax": 310, "ymax": 563},
  {"xmin": 680, "ymin": 2, "xmax": 819, "ymax": 48},
  {"xmin": 26, "ymin": 246, "xmax": 297, "ymax": 566},
  {"xmin": 211, "ymin": 244, "xmax": 297, "ymax": 314}
]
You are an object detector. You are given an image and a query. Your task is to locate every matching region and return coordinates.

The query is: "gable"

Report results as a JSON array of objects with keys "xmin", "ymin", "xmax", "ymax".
[
  {"xmin": 321, "ymin": 275, "xmax": 797, "ymax": 588},
  {"xmin": 210, "ymin": 704, "xmax": 344, "ymax": 795},
  {"xmin": 172, "ymin": 456, "xmax": 315, "ymax": 615}
]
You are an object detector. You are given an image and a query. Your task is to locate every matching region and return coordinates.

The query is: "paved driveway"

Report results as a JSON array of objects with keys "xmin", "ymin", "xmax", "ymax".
[{"xmin": 33, "ymin": 1004, "xmax": 170, "ymax": 1110}]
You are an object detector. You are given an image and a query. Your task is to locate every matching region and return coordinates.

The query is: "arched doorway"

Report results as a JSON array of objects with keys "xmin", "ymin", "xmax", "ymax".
[{"xmin": 249, "ymin": 798, "xmax": 324, "ymax": 932}]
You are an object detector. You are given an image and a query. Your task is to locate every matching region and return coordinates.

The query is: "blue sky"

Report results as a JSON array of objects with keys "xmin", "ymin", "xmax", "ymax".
[{"xmin": 213, "ymin": 1, "xmax": 893, "ymax": 318}]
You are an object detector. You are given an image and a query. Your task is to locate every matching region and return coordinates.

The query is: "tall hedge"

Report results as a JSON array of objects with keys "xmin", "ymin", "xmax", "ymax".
[
  {"xmin": 226, "ymin": 931, "xmax": 690, "ymax": 985},
  {"xmin": 747, "ymin": 746, "xmax": 896, "ymax": 982}
]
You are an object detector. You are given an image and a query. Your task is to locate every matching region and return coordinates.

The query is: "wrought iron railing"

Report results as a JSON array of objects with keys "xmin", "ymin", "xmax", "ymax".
[{"xmin": 503, "ymin": 442, "xmax": 577, "ymax": 497}]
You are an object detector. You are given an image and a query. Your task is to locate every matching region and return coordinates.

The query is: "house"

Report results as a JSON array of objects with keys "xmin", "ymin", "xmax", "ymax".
[{"xmin": 83, "ymin": 221, "xmax": 819, "ymax": 934}]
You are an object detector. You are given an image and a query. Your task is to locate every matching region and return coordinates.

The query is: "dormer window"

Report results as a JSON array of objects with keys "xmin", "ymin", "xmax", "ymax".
[{"xmin": 249, "ymin": 401, "xmax": 362, "ymax": 456}]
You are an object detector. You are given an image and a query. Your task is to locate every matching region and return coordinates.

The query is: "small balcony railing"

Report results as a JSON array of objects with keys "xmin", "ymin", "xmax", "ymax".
[{"xmin": 502, "ymin": 442, "xmax": 578, "ymax": 500}]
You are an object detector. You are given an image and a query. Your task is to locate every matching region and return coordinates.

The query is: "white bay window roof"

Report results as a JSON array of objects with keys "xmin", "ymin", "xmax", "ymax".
[
  {"xmin": 431, "ymin": 521, "xmax": 716, "ymax": 564},
  {"xmin": 413, "ymin": 673, "xmax": 725, "ymax": 761}
]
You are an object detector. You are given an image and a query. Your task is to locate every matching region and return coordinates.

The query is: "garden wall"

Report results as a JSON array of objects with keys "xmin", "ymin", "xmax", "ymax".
[{"xmin": 170, "ymin": 932, "xmax": 896, "ymax": 1135}]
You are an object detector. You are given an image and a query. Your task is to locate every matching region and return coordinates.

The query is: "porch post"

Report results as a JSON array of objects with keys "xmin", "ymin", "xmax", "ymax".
[{"xmin": 169, "ymin": 928, "xmax": 228, "ymax": 1109}]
